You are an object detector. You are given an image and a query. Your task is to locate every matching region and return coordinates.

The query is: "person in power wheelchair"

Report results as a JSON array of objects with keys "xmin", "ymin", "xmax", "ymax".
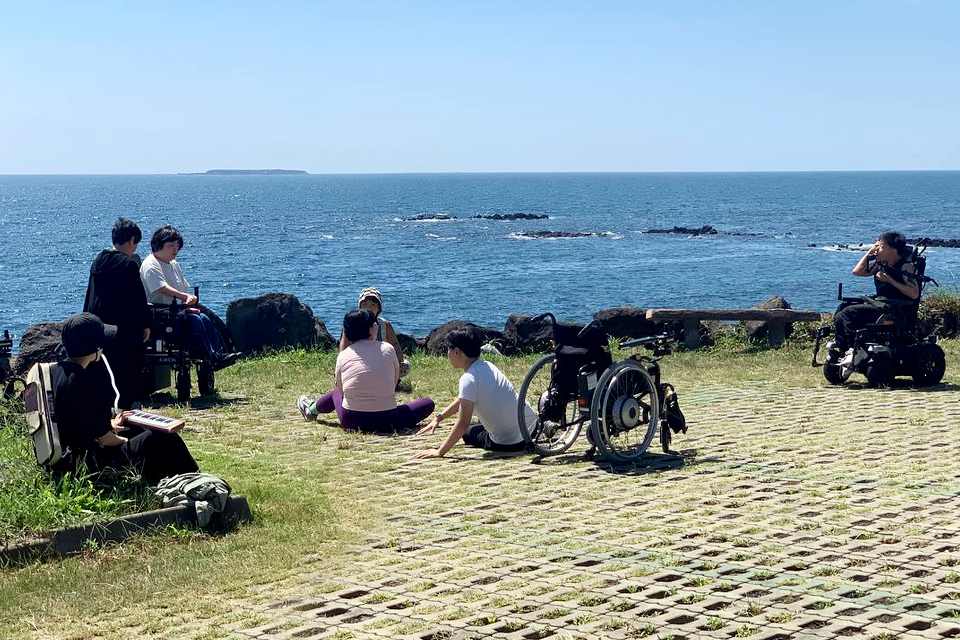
[
  {"xmin": 815, "ymin": 231, "xmax": 945, "ymax": 387},
  {"xmin": 140, "ymin": 226, "xmax": 239, "ymax": 398}
]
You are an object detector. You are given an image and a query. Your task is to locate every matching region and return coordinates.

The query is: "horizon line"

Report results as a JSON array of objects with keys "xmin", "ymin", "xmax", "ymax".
[{"xmin": 1, "ymin": 168, "xmax": 959, "ymax": 177}]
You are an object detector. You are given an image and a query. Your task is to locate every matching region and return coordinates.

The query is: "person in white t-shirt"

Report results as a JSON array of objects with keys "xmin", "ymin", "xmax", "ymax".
[
  {"xmin": 414, "ymin": 326, "xmax": 534, "ymax": 459},
  {"xmin": 140, "ymin": 225, "xmax": 238, "ymax": 371}
]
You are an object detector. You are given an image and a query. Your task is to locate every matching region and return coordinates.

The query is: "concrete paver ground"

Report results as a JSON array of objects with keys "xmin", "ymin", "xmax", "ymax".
[{"xmin": 89, "ymin": 380, "xmax": 960, "ymax": 639}]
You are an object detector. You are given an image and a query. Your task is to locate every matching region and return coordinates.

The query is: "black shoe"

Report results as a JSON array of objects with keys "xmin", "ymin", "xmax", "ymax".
[{"xmin": 211, "ymin": 352, "xmax": 241, "ymax": 372}]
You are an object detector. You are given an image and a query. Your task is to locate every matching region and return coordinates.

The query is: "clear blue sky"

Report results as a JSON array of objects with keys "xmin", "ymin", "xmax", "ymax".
[{"xmin": 1, "ymin": 1, "xmax": 958, "ymax": 173}]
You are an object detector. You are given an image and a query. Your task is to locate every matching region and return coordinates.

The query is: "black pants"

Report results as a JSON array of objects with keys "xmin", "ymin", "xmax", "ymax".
[
  {"xmin": 79, "ymin": 427, "xmax": 199, "ymax": 485},
  {"xmin": 833, "ymin": 303, "xmax": 883, "ymax": 351},
  {"xmin": 462, "ymin": 424, "xmax": 526, "ymax": 452}
]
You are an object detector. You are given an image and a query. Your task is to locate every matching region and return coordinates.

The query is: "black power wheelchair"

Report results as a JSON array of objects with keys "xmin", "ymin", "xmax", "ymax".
[
  {"xmin": 516, "ymin": 313, "xmax": 688, "ymax": 463},
  {"xmin": 812, "ymin": 244, "xmax": 946, "ymax": 388},
  {"xmin": 142, "ymin": 288, "xmax": 237, "ymax": 402}
]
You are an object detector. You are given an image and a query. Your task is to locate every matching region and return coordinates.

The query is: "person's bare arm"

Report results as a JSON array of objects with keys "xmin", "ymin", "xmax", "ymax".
[
  {"xmin": 852, "ymin": 243, "xmax": 880, "ymax": 277},
  {"xmin": 415, "ymin": 399, "xmax": 474, "ymax": 459},
  {"xmin": 382, "ymin": 319, "xmax": 404, "ymax": 364},
  {"xmin": 877, "ymin": 262, "xmax": 920, "ymax": 299},
  {"xmin": 156, "ymin": 284, "xmax": 197, "ymax": 305},
  {"xmin": 416, "ymin": 398, "xmax": 461, "ymax": 435}
]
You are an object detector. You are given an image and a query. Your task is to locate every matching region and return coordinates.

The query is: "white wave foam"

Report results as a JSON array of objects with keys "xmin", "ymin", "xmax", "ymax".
[
  {"xmin": 320, "ymin": 234, "xmax": 334, "ymax": 240},
  {"xmin": 819, "ymin": 243, "xmax": 872, "ymax": 252},
  {"xmin": 426, "ymin": 233, "xmax": 458, "ymax": 241}
]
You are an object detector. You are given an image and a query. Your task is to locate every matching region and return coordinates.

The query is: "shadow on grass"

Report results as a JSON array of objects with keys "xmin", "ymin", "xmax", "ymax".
[{"xmin": 146, "ymin": 392, "xmax": 249, "ymax": 409}]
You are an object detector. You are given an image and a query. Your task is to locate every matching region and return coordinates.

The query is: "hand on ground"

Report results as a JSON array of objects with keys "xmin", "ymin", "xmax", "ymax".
[
  {"xmin": 414, "ymin": 448, "xmax": 443, "ymax": 459},
  {"xmin": 415, "ymin": 420, "xmax": 438, "ymax": 436}
]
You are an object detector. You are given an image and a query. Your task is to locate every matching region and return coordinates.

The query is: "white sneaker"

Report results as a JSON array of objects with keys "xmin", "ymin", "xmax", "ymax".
[
  {"xmin": 838, "ymin": 349, "xmax": 855, "ymax": 368},
  {"xmin": 297, "ymin": 395, "xmax": 316, "ymax": 421},
  {"xmin": 839, "ymin": 348, "xmax": 867, "ymax": 370}
]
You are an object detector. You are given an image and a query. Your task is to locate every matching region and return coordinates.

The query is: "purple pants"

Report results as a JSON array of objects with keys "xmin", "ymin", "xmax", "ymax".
[{"xmin": 316, "ymin": 388, "xmax": 435, "ymax": 434}]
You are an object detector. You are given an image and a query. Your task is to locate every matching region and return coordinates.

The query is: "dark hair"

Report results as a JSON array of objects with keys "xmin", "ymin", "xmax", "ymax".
[
  {"xmin": 150, "ymin": 225, "xmax": 184, "ymax": 253},
  {"xmin": 878, "ymin": 230, "xmax": 908, "ymax": 256},
  {"xmin": 344, "ymin": 309, "xmax": 377, "ymax": 343},
  {"xmin": 112, "ymin": 218, "xmax": 142, "ymax": 246},
  {"xmin": 446, "ymin": 327, "xmax": 481, "ymax": 358}
]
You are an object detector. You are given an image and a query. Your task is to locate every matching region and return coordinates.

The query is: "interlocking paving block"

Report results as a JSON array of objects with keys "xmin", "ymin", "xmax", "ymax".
[{"xmin": 89, "ymin": 380, "xmax": 960, "ymax": 639}]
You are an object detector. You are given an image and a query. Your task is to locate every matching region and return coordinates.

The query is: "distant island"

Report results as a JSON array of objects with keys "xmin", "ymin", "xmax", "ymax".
[{"xmin": 178, "ymin": 169, "xmax": 308, "ymax": 176}]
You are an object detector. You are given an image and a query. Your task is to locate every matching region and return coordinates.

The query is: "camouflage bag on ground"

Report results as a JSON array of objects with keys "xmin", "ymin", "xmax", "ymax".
[{"xmin": 155, "ymin": 472, "xmax": 231, "ymax": 527}]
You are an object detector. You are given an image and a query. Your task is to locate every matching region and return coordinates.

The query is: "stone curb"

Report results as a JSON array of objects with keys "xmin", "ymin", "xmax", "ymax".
[{"xmin": 0, "ymin": 495, "xmax": 251, "ymax": 565}]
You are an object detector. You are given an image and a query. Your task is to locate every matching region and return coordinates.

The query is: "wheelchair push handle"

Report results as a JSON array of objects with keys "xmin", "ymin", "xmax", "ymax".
[{"xmin": 620, "ymin": 333, "xmax": 668, "ymax": 348}]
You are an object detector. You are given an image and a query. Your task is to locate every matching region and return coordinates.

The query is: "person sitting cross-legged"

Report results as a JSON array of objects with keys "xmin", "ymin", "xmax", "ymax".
[
  {"xmin": 414, "ymin": 327, "xmax": 534, "ymax": 459},
  {"xmin": 297, "ymin": 309, "xmax": 434, "ymax": 433}
]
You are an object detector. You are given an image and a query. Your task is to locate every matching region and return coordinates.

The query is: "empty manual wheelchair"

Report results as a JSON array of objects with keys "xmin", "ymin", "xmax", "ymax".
[
  {"xmin": 812, "ymin": 244, "xmax": 945, "ymax": 388},
  {"xmin": 517, "ymin": 313, "xmax": 688, "ymax": 463},
  {"xmin": 143, "ymin": 290, "xmax": 237, "ymax": 402}
]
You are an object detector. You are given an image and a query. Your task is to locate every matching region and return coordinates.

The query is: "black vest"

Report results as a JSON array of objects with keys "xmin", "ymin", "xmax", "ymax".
[{"xmin": 874, "ymin": 255, "xmax": 913, "ymax": 301}]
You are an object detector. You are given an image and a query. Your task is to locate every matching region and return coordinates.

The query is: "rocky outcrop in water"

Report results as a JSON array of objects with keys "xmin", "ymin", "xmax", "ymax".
[
  {"xmin": 646, "ymin": 225, "xmax": 718, "ymax": 236},
  {"xmin": 471, "ymin": 213, "xmax": 549, "ymax": 221},
  {"xmin": 227, "ymin": 293, "xmax": 335, "ymax": 355},
  {"xmin": 910, "ymin": 237, "xmax": 960, "ymax": 248},
  {"xmin": 513, "ymin": 230, "xmax": 597, "ymax": 239},
  {"xmin": 406, "ymin": 214, "xmax": 455, "ymax": 221}
]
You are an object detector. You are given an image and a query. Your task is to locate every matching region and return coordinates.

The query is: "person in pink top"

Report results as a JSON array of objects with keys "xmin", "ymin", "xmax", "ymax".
[{"xmin": 297, "ymin": 310, "xmax": 434, "ymax": 433}]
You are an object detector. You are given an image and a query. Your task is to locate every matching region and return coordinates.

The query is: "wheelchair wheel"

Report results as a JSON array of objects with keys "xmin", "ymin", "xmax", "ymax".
[
  {"xmin": 865, "ymin": 356, "xmax": 894, "ymax": 388},
  {"xmin": 198, "ymin": 363, "xmax": 215, "ymax": 396},
  {"xmin": 590, "ymin": 360, "xmax": 659, "ymax": 463},
  {"xmin": 822, "ymin": 363, "xmax": 850, "ymax": 385},
  {"xmin": 912, "ymin": 343, "xmax": 946, "ymax": 387},
  {"xmin": 517, "ymin": 354, "xmax": 584, "ymax": 456},
  {"xmin": 176, "ymin": 367, "xmax": 192, "ymax": 402}
]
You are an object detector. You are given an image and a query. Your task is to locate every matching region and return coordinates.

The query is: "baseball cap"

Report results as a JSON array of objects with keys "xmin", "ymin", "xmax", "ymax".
[{"xmin": 61, "ymin": 313, "xmax": 118, "ymax": 357}]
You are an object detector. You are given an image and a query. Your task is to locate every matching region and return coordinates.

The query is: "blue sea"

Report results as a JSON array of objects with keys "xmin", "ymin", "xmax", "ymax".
[{"xmin": 1, "ymin": 172, "xmax": 959, "ymax": 346}]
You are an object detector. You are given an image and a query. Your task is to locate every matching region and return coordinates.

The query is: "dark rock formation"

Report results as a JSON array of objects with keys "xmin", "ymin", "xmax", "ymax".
[
  {"xmin": 646, "ymin": 225, "xmax": 718, "ymax": 236},
  {"xmin": 592, "ymin": 306, "xmax": 655, "ymax": 339},
  {"xmin": 471, "ymin": 213, "xmax": 549, "ymax": 221},
  {"xmin": 513, "ymin": 230, "xmax": 596, "ymax": 239},
  {"xmin": 503, "ymin": 314, "xmax": 585, "ymax": 353},
  {"xmin": 395, "ymin": 332, "xmax": 421, "ymax": 355},
  {"xmin": 226, "ymin": 293, "xmax": 335, "ymax": 355},
  {"xmin": 406, "ymin": 214, "xmax": 455, "ymax": 221},
  {"xmin": 745, "ymin": 296, "xmax": 793, "ymax": 341},
  {"xmin": 910, "ymin": 237, "xmax": 960, "ymax": 248},
  {"xmin": 14, "ymin": 322, "xmax": 66, "ymax": 375},
  {"xmin": 424, "ymin": 321, "xmax": 503, "ymax": 355}
]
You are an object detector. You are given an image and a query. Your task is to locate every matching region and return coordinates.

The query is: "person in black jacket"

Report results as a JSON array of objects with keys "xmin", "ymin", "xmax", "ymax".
[
  {"xmin": 52, "ymin": 313, "xmax": 198, "ymax": 484},
  {"xmin": 83, "ymin": 218, "xmax": 152, "ymax": 409}
]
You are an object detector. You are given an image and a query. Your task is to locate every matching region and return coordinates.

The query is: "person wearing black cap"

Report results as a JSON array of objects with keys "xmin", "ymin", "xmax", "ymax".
[
  {"xmin": 50, "ymin": 313, "xmax": 199, "ymax": 485},
  {"xmin": 83, "ymin": 218, "xmax": 152, "ymax": 409}
]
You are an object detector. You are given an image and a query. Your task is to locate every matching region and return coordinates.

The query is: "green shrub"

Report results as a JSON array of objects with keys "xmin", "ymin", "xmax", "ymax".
[{"xmin": 919, "ymin": 288, "xmax": 960, "ymax": 338}]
